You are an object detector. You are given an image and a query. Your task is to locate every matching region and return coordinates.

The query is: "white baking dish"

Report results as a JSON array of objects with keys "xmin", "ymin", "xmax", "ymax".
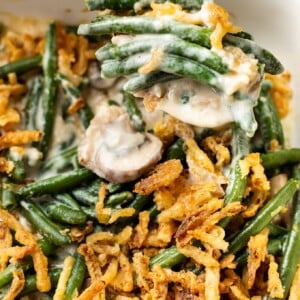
[{"xmin": 1, "ymin": 0, "xmax": 299, "ymax": 146}]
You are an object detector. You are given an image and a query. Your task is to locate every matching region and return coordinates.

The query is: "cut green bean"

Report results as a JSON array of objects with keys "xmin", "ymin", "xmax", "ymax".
[
  {"xmin": 96, "ymin": 35, "xmax": 229, "ymax": 73},
  {"xmin": 105, "ymin": 191, "xmax": 134, "ymax": 207},
  {"xmin": 277, "ymin": 165, "xmax": 300, "ymax": 299},
  {"xmin": 44, "ymin": 201, "xmax": 87, "ymax": 225},
  {"xmin": 254, "ymin": 81, "xmax": 284, "ymax": 151},
  {"xmin": 65, "ymin": 253, "xmax": 86, "ymax": 300},
  {"xmin": 107, "ymin": 182, "xmax": 127, "ymax": 194},
  {"xmin": 149, "ymin": 246, "xmax": 186, "ymax": 269},
  {"xmin": 122, "ymin": 92, "xmax": 145, "ymax": 132},
  {"xmin": 85, "ymin": 0, "xmax": 204, "ymax": 11},
  {"xmin": 0, "ymin": 55, "xmax": 42, "ymax": 78},
  {"xmin": 164, "ymin": 138, "xmax": 185, "ymax": 163},
  {"xmin": 124, "ymin": 72, "xmax": 179, "ymax": 92},
  {"xmin": 78, "ymin": 15, "xmax": 283, "ymax": 74},
  {"xmin": 101, "ymin": 53, "xmax": 220, "ymax": 90},
  {"xmin": 1, "ymin": 178, "xmax": 17, "ymax": 210},
  {"xmin": 25, "ymin": 76, "xmax": 43, "ymax": 131},
  {"xmin": 72, "ymin": 188, "xmax": 98, "ymax": 205},
  {"xmin": 20, "ymin": 201, "xmax": 72, "ymax": 246},
  {"xmin": 39, "ymin": 22, "xmax": 58, "ymax": 157},
  {"xmin": 8, "ymin": 155, "xmax": 26, "ymax": 183},
  {"xmin": 79, "ymin": 103, "xmax": 94, "ymax": 129},
  {"xmin": 37, "ymin": 238, "xmax": 56, "ymax": 256},
  {"xmin": 268, "ymin": 223, "xmax": 288, "ymax": 238},
  {"xmin": 42, "ymin": 146, "xmax": 78, "ymax": 172},
  {"xmin": 229, "ymin": 179, "xmax": 299, "ymax": 254},
  {"xmin": 18, "ymin": 168, "xmax": 95, "ymax": 198},
  {"xmin": 19, "ymin": 268, "xmax": 61, "ymax": 296},
  {"xmin": 261, "ymin": 149, "xmax": 300, "ymax": 170},
  {"xmin": 55, "ymin": 193, "xmax": 82, "ymax": 210}
]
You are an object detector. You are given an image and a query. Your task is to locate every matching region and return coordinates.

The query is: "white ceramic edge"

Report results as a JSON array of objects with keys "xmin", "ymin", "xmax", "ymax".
[{"xmin": 1, "ymin": 0, "xmax": 299, "ymax": 146}]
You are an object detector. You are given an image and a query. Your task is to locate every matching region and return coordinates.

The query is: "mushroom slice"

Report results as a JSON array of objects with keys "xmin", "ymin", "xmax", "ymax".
[{"xmin": 78, "ymin": 105, "xmax": 163, "ymax": 183}]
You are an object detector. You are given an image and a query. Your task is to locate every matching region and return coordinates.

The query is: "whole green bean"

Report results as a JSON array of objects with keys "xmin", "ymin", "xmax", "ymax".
[
  {"xmin": 149, "ymin": 246, "xmax": 186, "ymax": 269},
  {"xmin": 229, "ymin": 179, "xmax": 299, "ymax": 254},
  {"xmin": 96, "ymin": 35, "xmax": 229, "ymax": 73},
  {"xmin": 277, "ymin": 165, "xmax": 300, "ymax": 299},
  {"xmin": 122, "ymin": 92, "xmax": 145, "ymax": 132},
  {"xmin": 254, "ymin": 81, "xmax": 284, "ymax": 151},
  {"xmin": 124, "ymin": 72, "xmax": 179, "ymax": 92},
  {"xmin": 78, "ymin": 15, "xmax": 283, "ymax": 74},
  {"xmin": 101, "ymin": 53, "xmax": 220, "ymax": 91},
  {"xmin": 39, "ymin": 22, "xmax": 58, "ymax": 157},
  {"xmin": 64, "ymin": 253, "xmax": 86, "ymax": 300},
  {"xmin": 55, "ymin": 193, "xmax": 82, "ymax": 210},
  {"xmin": 20, "ymin": 201, "xmax": 72, "ymax": 246},
  {"xmin": 44, "ymin": 201, "xmax": 87, "ymax": 225},
  {"xmin": 18, "ymin": 168, "xmax": 95, "ymax": 198},
  {"xmin": 261, "ymin": 149, "xmax": 300, "ymax": 169},
  {"xmin": 0, "ymin": 55, "xmax": 42, "ymax": 78}
]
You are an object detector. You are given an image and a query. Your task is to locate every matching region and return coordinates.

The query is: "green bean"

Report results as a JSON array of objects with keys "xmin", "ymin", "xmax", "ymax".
[
  {"xmin": 56, "ymin": 72, "xmax": 84, "ymax": 112},
  {"xmin": 164, "ymin": 138, "xmax": 185, "ymax": 163},
  {"xmin": 19, "ymin": 268, "xmax": 61, "ymax": 297},
  {"xmin": 44, "ymin": 201, "xmax": 87, "ymax": 225},
  {"xmin": 81, "ymin": 205, "xmax": 97, "ymax": 219},
  {"xmin": 122, "ymin": 92, "xmax": 145, "ymax": 132},
  {"xmin": 149, "ymin": 246, "xmax": 186, "ymax": 269},
  {"xmin": 1, "ymin": 178, "xmax": 17, "ymax": 210},
  {"xmin": 55, "ymin": 193, "xmax": 81, "ymax": 210},
  {"xmin": 219, "ymin": 124, "xmax": 249, "ymax": 228},
  {"xmin": 277, "ymin": 165, "xmax": 300, "ymax": 299},
  {"xmin": 18, "ymin": 168, "xmax": 95, "ymax": 198},
  {"xmin": 72, "ymin": 188, "xmax": 98, "ymax": 205},
  {"xmin": 79, "ymin": 103, "xmax": 94, "ymax": 129},
  {"xmin": 39, "ymin": 22, "xmax": 58, "ymax": 157},
  {"xmin": 235, "ymin": 238, "xmax": 285, "ymax": 267},
  {"xmin": 85, "ymin": 0, "xmax": 204, "ymax": 11},
  {"xmin": 65, "ymin": 253, "xmax": 86, "ymax": 300},
  {"xmin": 229, "ymin": 179, "xmax": 299, "ymax": 254},
  {"xmin": 223, "ymin": 34, "xmax": 283, "ymax": 75},
  {"xmin": 0, "ymin": 262, "xmax": 31, "ymax": 289},
  {"xmin": 107, "ymin": 182, "xmax": 127, "ymax": 194},
  {"xmin": 261, "ymin": 149, "xmax": 300, "ymax": 170},
  {"xmin": 25, "ymin": 76, "xmax": 43, "ymax": 130},
  {"xmin": 254, "ymin": 81, "xmax": 284, "ymax": 151},
  {"xmin": 149, "ymin": 204, "xmax": 160, "ymax": 220},
  {"xmin": 96, "ymin": 35, "xmax": 229, "ymax": 73},
  {"xmin": 37, "ymin": 238, "xmax": 56, "ymax": 256},
  {"xmin": 42, "ymin": 146, "xmax": 78, "ymax": 172},
  {"xmin": 20, "ymin": 201, "xmax": 72, "ymax": 246},
  {"xmin": 8, "ymin": 155, "xmax": 26, "ymax": 183},
  {"xmin": 101, "ymin": 53, "xmax": 220, "ymax": 91},
  {"xmin": 78, "ymin": 15, "xmax": 283, "ymax": 74},
  {"xmin": 124, "ymin": 72, "xmax": 179, "ymax": 92},
  {"xmin": 268, "ymin": 223, "xmax": 288, "ymax": 238},
  {"xmin": 105, "ymin": 191, "xmax": 134, "ymax": 207},
  {"xmin": 0, "ymin": 55, "xmax": 42, "ymax": 78}
]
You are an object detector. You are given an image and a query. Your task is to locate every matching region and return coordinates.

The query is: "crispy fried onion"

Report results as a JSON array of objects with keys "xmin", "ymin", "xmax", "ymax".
[
  {"xmin": 202, "ymin": 135, "xmax": 231, "ymax": 170},
  {"xmin": 247, "ymin": 228, "xmax": 269, "ymax": 289},
  {"xmin": 1, "ymin": 30, "xmax": 44, "ymax": 62},
  {"xmin": 145, "ymin": 2, "xmax": 241, "ymax": 49},
  {"xmin": 0, "ymin": 209, "xmax": 50, "ymax": 292},
  {"xmin": 0, "ymin": 157, "xmax": 14, "ymax": 174},
  {"xmin": 0, "ymin": 130, "xmax": 43, "ymax": 149},
  {"xmin": 2, "ymin": 269, "xmax": 25, "ymax": 300},
  {"xmin": 265, "ymin": 71, "xmax": 292, "ymax": 119},
  {"xmin": 134, "ymin": 159, "xmax": 183, "ymax": 195},
  {"xmin": 96, "ymin": 184, "xmax": 135, "ymax": 224},
  {"xmin": 153, "ymin": 114, "xmax": 194, "ymax": 145},
  {"xmin": 239, "ymin": 153, "xmax": 270, "ymax": 218},
  {"xmin": 0, "ymin": 224, "xmax": 13, "ymax": 271},
  {"xmin": 53, "ymin": 256, "xmax": 75, "ymax": 300},
  {"xmin": 78, "ymin": 226, "xmax": 134, "ymax": 297},
  {"xmin": 267, "ymin": 255, "xmax": 284, "ymax": 298},
  {"xmin": 289, "ymin": 263, "xmax": 300, "ymax": 300},
  {"xmin": 56, "ymin": 24, "xmax": 97, "ymax": 86}
]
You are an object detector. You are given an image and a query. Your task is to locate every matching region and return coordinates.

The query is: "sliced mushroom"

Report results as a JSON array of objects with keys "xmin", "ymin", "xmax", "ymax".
[
  {"xmin": 88, "ymin": 61, "xmax": 116, "ymax": 90},
  {"xmin": 78, "ymin": 105, "xmax": 163, "ymax": 183}
]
